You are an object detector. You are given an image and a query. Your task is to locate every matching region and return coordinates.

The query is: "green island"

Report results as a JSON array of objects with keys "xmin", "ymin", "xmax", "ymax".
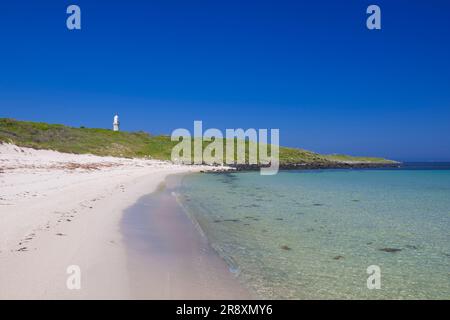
[{"xmin": 0, "ymin": 118, "xmax": 398, "ymax": 168}]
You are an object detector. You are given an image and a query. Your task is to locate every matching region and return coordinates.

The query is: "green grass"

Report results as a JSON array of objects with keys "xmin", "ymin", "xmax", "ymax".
[
  {"xmin": 0, "ymin": 118, "xmax": 394, "ymax": 165},
  {"xmin": 323, "ymin": 153, "xmax": 397, "ymax": 163}
]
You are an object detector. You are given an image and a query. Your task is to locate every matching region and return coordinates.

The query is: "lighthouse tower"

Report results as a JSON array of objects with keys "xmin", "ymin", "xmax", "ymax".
[{"xmin": 113, "ymin": 114, "xmax": 120, "ymax": 132}]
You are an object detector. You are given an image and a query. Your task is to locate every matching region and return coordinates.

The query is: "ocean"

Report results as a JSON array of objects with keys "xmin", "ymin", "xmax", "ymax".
[{"xmin": 175, "ymin": 164, "xmax": 450, "ymax": 299}]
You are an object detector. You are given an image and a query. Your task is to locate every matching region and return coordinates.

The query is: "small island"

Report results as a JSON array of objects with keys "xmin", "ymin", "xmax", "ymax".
[{"xmin": 0, "ymin": 118, "xmax": 398, "ymax": 170}]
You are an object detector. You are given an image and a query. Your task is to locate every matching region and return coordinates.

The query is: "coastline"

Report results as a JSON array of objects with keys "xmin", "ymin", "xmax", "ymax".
[
  {"xmin": 0, "ymin": 142, "xmax": 395, "ymax": 299},
  {"xmin": 226, "ymin": 161, "xmax": 401, "ymax": 172},
  {"xmin": 0, "ymin": 142, "xmax": 414, "ymax": 300},
  {"xmin": 121, "ymin": 174, "xmax": 251, "ymax": 299},
  {"xmin": 0, "ymin": 143, "xmax": 225, "ymax": 299}
]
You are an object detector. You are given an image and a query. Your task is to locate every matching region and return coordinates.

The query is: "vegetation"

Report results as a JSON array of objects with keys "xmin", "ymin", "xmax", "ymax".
[
  {"xmin": 322, "ymin": 153, "xmax": 395, "ymax": 163},
  {"xmin": 0, "ymin": 118, "xmax": 395, "ymax": 165}
]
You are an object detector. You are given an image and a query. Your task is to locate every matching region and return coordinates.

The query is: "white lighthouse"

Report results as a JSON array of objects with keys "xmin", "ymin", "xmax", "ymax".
[{"xmin": 113, "ymin": 114, "xmax": 120, "ymax": 131}]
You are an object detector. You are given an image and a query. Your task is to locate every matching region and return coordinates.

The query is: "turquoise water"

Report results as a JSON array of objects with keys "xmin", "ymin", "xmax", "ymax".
[{"xmin": 177, "ymin": 168, "xmax": 450, "ymax": 299}]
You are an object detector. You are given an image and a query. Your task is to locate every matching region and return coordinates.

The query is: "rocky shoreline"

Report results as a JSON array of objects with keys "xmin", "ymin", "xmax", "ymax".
[{"xmin": 202, "ymin": 161, "xmax": 401, "ymax": 173}]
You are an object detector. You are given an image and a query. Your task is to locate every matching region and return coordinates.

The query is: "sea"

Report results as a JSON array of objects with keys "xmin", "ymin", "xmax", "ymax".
[{"xmin": 175, "ymin": 163, "xmax": 450, "ymax": 299}]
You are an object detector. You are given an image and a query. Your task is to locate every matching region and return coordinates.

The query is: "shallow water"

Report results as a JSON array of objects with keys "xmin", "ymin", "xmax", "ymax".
[{"xmin": 177, "ymin": 167, "xmax": 450, "ymax": 299}]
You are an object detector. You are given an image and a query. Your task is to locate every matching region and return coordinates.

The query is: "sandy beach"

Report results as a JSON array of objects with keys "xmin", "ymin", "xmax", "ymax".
[{"xmin": 0, "ymin": 143, "xmax": 247, "ymax": 299}]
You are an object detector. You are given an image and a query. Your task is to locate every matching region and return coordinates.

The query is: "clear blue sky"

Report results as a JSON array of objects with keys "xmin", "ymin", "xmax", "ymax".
[{"xmin": 1, "ymin": 0, "xmax": 449, "ymax": 161}]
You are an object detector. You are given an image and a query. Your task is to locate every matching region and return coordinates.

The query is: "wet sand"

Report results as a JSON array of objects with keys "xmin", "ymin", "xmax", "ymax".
[{"xmin": 121, "ymin": 175, "xmax": 252, "ymax": 299}]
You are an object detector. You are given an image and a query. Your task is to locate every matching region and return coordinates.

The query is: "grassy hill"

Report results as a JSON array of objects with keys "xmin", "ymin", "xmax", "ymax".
[{"xmin": 0, "ymin": 118, "xmax": 396, "ymax": 166}]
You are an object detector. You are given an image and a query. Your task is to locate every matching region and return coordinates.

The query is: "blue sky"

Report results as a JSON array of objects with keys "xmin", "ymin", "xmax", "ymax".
[{"xmin": 0, "ymin": 0, "xmax": 449, "ymax": 161}]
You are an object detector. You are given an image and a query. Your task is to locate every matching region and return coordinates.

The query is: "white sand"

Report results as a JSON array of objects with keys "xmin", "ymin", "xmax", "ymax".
[{"xmin": 0, "ymin": 143, "xmax": 232, "ymax": 299}]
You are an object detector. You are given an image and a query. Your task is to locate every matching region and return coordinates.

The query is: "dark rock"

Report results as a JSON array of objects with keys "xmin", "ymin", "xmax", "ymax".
[
  {"xmin": 226, "ymin": 162, "xmax": 400, "ymax": 172},
  {"xmin": 379, "ymin": 247, "xmax": 402, "ymax": 253},
  {"xmin": 223, "ymin": 219, "xmax": 240, "ymax": 223},
  {"xmin": 242, "ymin": 204, "xmax": 260, "ymax": 208}
]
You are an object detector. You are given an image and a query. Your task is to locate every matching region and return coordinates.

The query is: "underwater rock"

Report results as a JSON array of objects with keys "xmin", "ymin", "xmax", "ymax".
[
  {"xmin": 243, "ymin": 204, "xmax": 260, "ymax": 208},
  {"xmin": 333, "ymin": 255, "xmax": 344, "ymax": 260},
  {"xmin": 379, "ymin": 247, "xmax": 402, "ymax": 253},
  {"xmin": 280, "ymin": 245, "xmax": 291, "ymax": 251}
]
